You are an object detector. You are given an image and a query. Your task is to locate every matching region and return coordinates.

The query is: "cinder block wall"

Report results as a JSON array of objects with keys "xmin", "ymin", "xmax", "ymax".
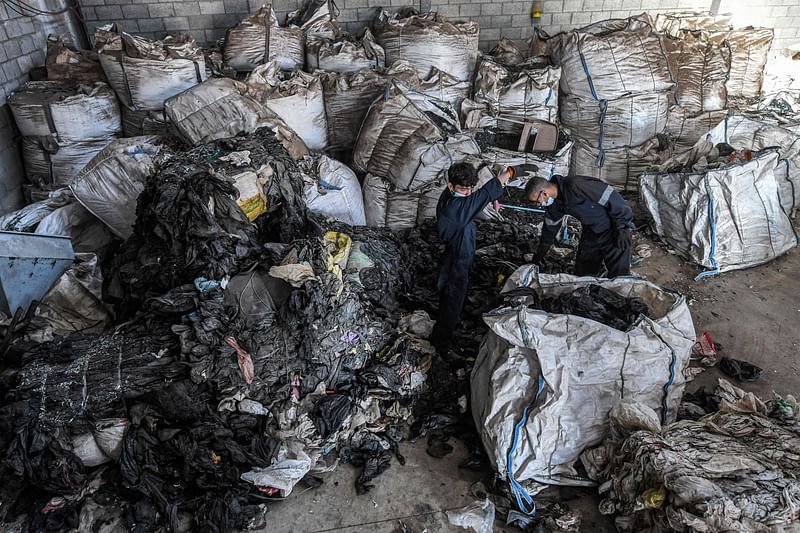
[
  {"xmin": 77, "ymin": 0, "xmax": 800, "ymax": 51},
  {"xmin": 0, "ymin": 0, "xmax": 79, "ymax": 215}
]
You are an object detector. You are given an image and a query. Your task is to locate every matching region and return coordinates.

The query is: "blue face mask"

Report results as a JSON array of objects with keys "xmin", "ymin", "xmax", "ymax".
[
  {"xmin": 452, "ymin": 191, "xmax": 468, "ymax": 198},
  {"xmin": 542, "ymin": 197, "xmax": 554, "ymax": 207}
]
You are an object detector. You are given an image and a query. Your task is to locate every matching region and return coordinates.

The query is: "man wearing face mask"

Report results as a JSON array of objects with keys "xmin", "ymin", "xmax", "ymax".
[
  {"xmin": 430, "ymin": 162, "xmax": 514, "ymax": 354},
  {"xmin": 524, "ymin": 175, "xmax": 634, "ymax": 277}
]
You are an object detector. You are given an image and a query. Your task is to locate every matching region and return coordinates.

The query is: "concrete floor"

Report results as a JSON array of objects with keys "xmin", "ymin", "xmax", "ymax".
[{"xmin": 262, "ymin": 235, "xmax": 800, "ymax": 533}]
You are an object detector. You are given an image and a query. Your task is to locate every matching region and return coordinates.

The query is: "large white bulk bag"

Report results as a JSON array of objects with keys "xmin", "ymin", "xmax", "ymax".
[
  {"xmin": 570, "ymin": 136, "xmax": 672, "ymax": 192},
  {"xmin": 22, "ymin": 137, "xmax": 112, "ymax": 187},
  {"xmin": 362, "ymin": 173, "xmax": 444, "ymax": 230},
  {"xmin": 165, "ymin": 78, "xmax": 275, "ymax": 145},
  {"xmin": 247, "ymin": 62, "xmax": 328, "ymax": 151},
  {"xmin": 641, "ymin": 149, "xmax": 797, "ymax": 275},
  {"xmin": 725, "ymin": 28, "xmax": 774, "ymax": 99},
  {"xmin": 302, "ymin": 156, "xmax": 366, "ymax": 226},
  {"xmin": 306, "ymin": 29, "xmax": 385, "ymax": 73},
  {"xmin": 286, "ymin": 0, "xmax": 338, "ymax": 41},
  {"xmin": 353, "ymin": 81, "xmax": 480, "ymax": 191},
  {"xmin": 9, "ymin": 81, "xmax": 121, "ymax": 140},
  {"xmin": 665, "ymin": 106, "xmax": 728, "ymax": 152},
  {"xmin": 320, "ymin": 62, "xmax": 419, "ymax": 155},
  {"xmin": 45, "ymin": 35, "xmax": 106, "ymax": 82},
  {"xmin": 374, "ymin": 11, "xmax": 480, "ymax": 82},
  {"xmin": 0, "ymin": 189, "xmax": 72, "ymax": 232},
  {"xmin": 663, "ymin": 32, "xmax": 729, "ymax": 113},
  {"xmin": 473, "ymin": 59, "xmax": 560, "ymax": 134},
  {"xmin": 69, "ymin": 136, "xmax": 163, "ymax": 240},
  {"xmin": 472, "ymin": 266, "xmax": 694, "ymax": 492},
  {"xmin": 35, "ymin": 202, "xmax": 115, "ymax": 253},
  {"xmin": 560, "ymin": 91, "xmax": 670, "ymax": 149},
  {"xmin": 416, "ymin": 67, "xmax": 471, "ymax": 114},
  {"xmin": 677, "ymin": 113, "xmax": 800, "ymax": 217},
  {"xmin": 654, "ymin": 11, "xmax": 732, "ymax": 38},
  {"xmin": 95, "ymin": 25, "xmax": 206, "ymax": 111},
  {"xmin": 120, "ymin": 104, "xmax": 168, "ymax": 136},
  {"xmin": 549, "ymin": 17, "xmax": 674, "ymax": 100},
  {"xmin": 223, "ymin": 5, "xmax": 305, "ymax": 72}
]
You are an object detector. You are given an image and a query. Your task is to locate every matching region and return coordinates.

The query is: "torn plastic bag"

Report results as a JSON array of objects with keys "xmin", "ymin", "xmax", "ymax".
[
  {"xmin": 29, "ymin": 253, "xmax": 113, "ymax": 342},
  {"xmin": 45, "ymin": 35, "xmax": 107, "ymax": 82},
  {"xmin": 0, "ymin": 188, "xmax": 72, "ymax": 232},
  {"xmin": 548, "ymin": 16, "xmax": 674, "ymax": 100},
  {"xmin": 570, "ymin": 135, "xmax": 672, "ymax": 191},
  {"xmin": 287, "ymin": 0, "xmax": 338, "ymax": 41},
  {"xmin": 584, "ymin": 380, "xmax": 800, "ymax": 532},
  {"xmin": 240, "ymin": 447, "xmax": 313, "ymax": 497},
  {"xmin": 560, "ymin": 91, "xmax": 670, "ymax": 149},
  {"xmin": 416, "ymin": 67, "xmax": 471, "ymax": 114},
  {"xmin": 71, "ymin": 418, "xmax": 128, "ymax": 467},
  {"xmin": 301, "ymin": 155, "xmax": 366, "ymax": 225},
  {"xmin": 22, "ymin": 136, "xmax": 113, "ymax": 188},
  {"xmin": 654, "ymin": 11, "xmax": 733, "ymax": 38},
  {"xmin": 223, "ymin": 5, "xmax": 305, "ymax": 72},
  {"xmin": 374, "ymin": 10, "xmax": 480, "ymax": 82},
  {"xmin": 95, "ymin": 24, "xmax": 206, "ymax": 111},
  {"xmin": 120, "ymin": 103, "xmax": 168, "ymax": 136},
  {"xmin": 362, "ymin": 173, "xmax": 444, "ymax": 230},
  {"xmin": 306, "ymin": 29, "xmax": 385, "ymax": 73},
  {"xmin": 663, "ymin": 32, "xmax": 730, "ymax": 113},
  {"xmin": 725, "ymin": 27, "xmax": 774, "ymax": 99},
  {"xmin": 269, "ymin": 262, "xmax": 316, "ymax": 287},
  {"xmin": 9, "ymin": 81, "xmax": 121, "ymax": 140},
  {"xmin": 248, "ymin": 62, "xmax": 328, "ymax": 151},
  {"xmin": 165, "ymin": 77, "xmax": 286, "ymax": 146},
  {"xmin": 640, "ymin": 149, "xmax": 797, "ymax": 274},
  {"xmin": 223, "ymin": 268, "xmax": 289, "ymax": 327},
  {"xmin": 471, "ymin": 266, "xmax": 694, "ymax": 493},
  {"xmin": 472, "ymin": 59, "xmax": 560, "ymax": 135},
  {"xmin": 446, "ymin": 499, "xmax": 495, "ymax": 533},
  {"xmin": 35, "ymin": 202, "xmax": 114, "ymax": 255},
  {"xmin": 320, "ymin": 62, "xmax": 419, "ymax": 155},
  {"xmin": 665, "ymin": 106, "xmax": 728, "ymax": 152},
  {"xmin": 69, "ymin": 136, "xmax": 162, "ymax": 240},
  {"xmin": 353, "ymin": 81, "xmax": 480, "ymax": 191},
  {"xmin": 488, "ymin": 38, "xmax": 526, "ymax": 67}
]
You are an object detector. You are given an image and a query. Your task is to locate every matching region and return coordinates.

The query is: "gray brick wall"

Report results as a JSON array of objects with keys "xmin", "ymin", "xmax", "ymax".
[
  {"xmin": 77, "ymin": 0, "xmax": 800, "ymax": 52},
  {"xmin": 0, "ymin": 0, "xmax": 79, "ymax": 215}
]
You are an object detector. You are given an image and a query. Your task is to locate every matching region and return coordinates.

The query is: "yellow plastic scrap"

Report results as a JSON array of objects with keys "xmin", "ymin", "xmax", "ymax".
[
  {"xmin": 641, "ymin": 486, "xmax": 667, "ymax": 509},
  {"xmin": 497, "ymin": 273, "xmax": 506, "ymax": 286},
  {"xmin": 324, "ymin": 231, "xmax": 352, "ymax": 296}
]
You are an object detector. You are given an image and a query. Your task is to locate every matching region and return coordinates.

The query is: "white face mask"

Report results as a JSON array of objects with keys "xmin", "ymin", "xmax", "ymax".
[
  {"xmin": 542, "ymin": 197, "xmax": 554, "ymax": 207},
  {"xmin": 452, "ymin": 191, "xmax": 467, "ymax": 198}
]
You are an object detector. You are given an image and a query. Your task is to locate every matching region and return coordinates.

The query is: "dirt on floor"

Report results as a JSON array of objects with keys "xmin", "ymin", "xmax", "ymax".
[{"xmin": 260, "ymin": 233, "xmax": 800, "ymax": 533}]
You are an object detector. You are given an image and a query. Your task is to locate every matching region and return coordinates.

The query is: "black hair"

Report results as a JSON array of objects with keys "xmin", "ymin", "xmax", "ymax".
[
  {"xmin": 524, "ymin": 176, "xmax": 556, "ymax": 199},
  {"xmin": 447, "ymin": 162, "xmax": 478, "ymax": 187}
]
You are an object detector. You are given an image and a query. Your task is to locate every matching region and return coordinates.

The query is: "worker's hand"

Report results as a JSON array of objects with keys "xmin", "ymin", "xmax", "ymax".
[
  {"xmin": 616, "ymin": 227, "xmax": 632, "ymax": 251},
  {"xmin": 497, "ymin": 166, "xmax": 515, "ymax": 186}
]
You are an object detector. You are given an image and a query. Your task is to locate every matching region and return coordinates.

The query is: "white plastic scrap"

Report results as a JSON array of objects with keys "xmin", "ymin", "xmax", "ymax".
[
  {"xmin": 240, "ymin": 448, "xmax": 312, "ymax": 497},
  {"xmin": 446, "ymin": 499, "xmax": 496, "ymax": 533}
]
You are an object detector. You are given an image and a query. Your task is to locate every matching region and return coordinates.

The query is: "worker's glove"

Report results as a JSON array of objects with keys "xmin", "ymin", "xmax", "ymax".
[{"xmin": 616, "ymin": 227, "xmax": 632, "ymax": 251}]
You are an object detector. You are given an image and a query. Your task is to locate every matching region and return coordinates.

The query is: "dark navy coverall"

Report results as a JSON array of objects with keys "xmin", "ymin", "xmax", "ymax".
[
  {"xmin": 430, "ymin": 177, "xmax": 504, "ymax": 351},
  {"xmin": 541, "ymin": 175, "xmax": 634, "ymax": 277}
]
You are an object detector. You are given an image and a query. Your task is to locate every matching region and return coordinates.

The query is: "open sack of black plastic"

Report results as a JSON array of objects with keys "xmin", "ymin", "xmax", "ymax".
[{"xmin": 470, "ymin": 265, "xmax": 695, "ymax": 512}]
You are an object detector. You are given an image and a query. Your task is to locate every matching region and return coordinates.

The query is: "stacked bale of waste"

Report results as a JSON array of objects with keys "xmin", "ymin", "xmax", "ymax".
[
  {"xmin": 548, "ymin": 15, "xmax": 675, "ymax": 191},
  {"xmin": 95, "ymin": 24, "xmax": 206, "ymax": 137},
  {"xmin": 8, "ymin": 80, "xmax": 121, "ymax": 190},
  {"xmin": 640, "ymin": 138, "xmax": 796, "ymax": 277},
  {"xmin": 247, "ymin": 62, "xmax": 328, "ymax": 151},
  {"xmin": 223, "ymin": 4, "xmax": 305, "ymax": 73},
  {"xmin": 583, "ymin": 380, "xmax": 800, "ymax": 532},
  {"xmin": 353, "ymin": 81, "xmax": 481, "ymax": 230},
  {"xmin": 319, "ymin": 61, "xmax": 419, "ymax": 160}
]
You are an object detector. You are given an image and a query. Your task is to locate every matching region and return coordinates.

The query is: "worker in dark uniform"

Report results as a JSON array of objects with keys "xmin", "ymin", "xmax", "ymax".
[
  {"xmin": 430, "ymin": 162, "xmax": 514, "ymax": 353},
  {"xmin": 524, "ymin": 175, "xmax": 634, "ymax": 277}
]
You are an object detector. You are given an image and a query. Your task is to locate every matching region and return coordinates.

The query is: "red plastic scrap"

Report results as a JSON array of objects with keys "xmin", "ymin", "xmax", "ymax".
[
  {"xmin": 692, "ymin": 332, "xmax": 718, "ymax": 366},
  {"xmin": 225, "ymin": 336, "xmax": 255, "ymax": 384}
]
